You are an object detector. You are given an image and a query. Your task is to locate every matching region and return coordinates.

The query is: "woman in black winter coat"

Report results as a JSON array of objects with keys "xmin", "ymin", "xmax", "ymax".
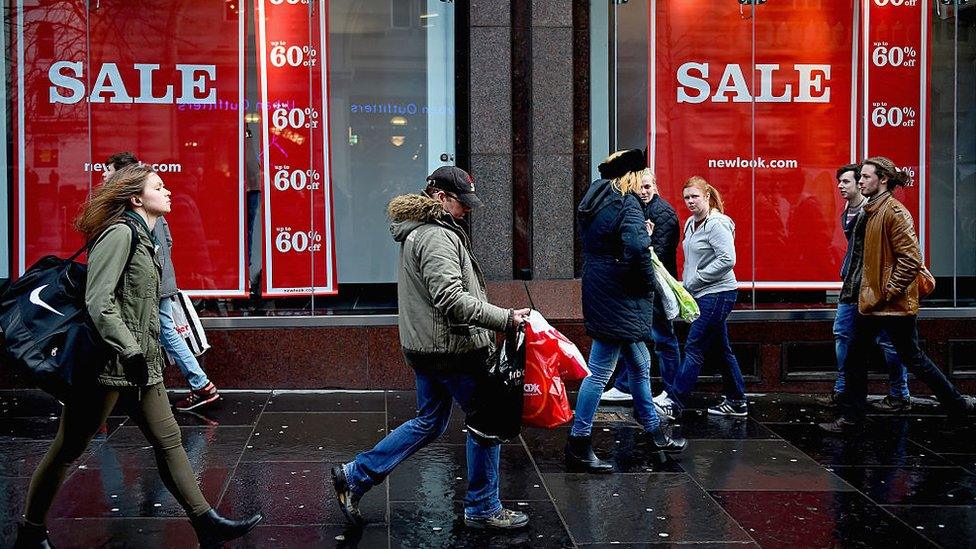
[{"xmin": 565, "ymin": 149, "xmax": 687, "ymax": 474}]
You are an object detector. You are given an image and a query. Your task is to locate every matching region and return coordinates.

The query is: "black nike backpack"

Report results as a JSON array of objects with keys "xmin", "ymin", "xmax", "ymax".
[{"xmin": 0, "ymin": 222, "xmax": 139, "ymax": 401}]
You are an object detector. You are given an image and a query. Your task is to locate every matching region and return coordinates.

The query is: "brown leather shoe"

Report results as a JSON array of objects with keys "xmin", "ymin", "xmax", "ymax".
[
  {"xmin": 870, "ymin": 395, "xmax": 912, "ymax": 413},
  {"xmin": 814, "ymin": 392, "xmax": 841, "ymax": 408}
]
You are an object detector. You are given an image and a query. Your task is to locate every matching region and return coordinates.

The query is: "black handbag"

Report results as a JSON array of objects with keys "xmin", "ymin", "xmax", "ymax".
[{"xmin": 465, "ymin": 324, "xmax": 526, "ymax": 445}]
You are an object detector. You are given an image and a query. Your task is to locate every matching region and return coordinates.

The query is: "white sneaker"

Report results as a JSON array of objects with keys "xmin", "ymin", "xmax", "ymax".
[
  {"xmin": 653, "ymin": 391, "xmax": 669, "ymax": 405},
  {"xmin": 654, "ymin": 396, "xmax": 676, "ymax": 421},
  {"xmin": 600, "ymin": 388, "xmax": 633, "ymax": 403}
]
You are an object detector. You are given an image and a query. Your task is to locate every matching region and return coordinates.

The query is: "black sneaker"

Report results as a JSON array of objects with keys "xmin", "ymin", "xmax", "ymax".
[
  {"xmin": 331, "ymin": 464, "xmax": 364, "ymax": 526},
  {"xmin": 464, "ymin": 508, "xmax": 529, "ymax": 530},
  {"xmin": 707, "ymin": 397, "xmax": 748, "ymax": 417},
  {"xmin": 870, "ymin": 395, "xmax": 912, "ymax": 413}
]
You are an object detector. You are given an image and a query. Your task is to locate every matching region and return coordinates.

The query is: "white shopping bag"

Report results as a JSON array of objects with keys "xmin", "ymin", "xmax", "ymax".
[{"xmin": 164, "ymin": 291, "xmax": 210, "ymax": 363}]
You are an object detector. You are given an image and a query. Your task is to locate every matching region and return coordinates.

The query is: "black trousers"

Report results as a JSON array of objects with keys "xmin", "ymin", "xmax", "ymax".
[{"xmin": 840, "ymin": 313, "xmax": 965, "ymax": 420}]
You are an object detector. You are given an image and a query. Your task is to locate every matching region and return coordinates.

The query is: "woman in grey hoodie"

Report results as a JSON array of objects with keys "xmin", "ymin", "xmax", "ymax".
[{"xmin": 657, "ymin": 177, "xmax": 747, "ymax": 418}]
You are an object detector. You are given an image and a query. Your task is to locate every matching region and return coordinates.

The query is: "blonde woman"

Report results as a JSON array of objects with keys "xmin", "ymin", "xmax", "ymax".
[
  {"xmin": 602, "ymin": 168, "xmax": 682, "ymax": 410},
  {"xmin": 566, "ymin": 149, "xmax": 687, "ymax": 475}
]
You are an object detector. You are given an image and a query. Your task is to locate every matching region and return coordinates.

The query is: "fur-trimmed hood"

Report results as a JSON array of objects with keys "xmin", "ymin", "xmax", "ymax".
[{"xmin": 388, "ymin": 193, "xmax": 452, "ymax": 243}]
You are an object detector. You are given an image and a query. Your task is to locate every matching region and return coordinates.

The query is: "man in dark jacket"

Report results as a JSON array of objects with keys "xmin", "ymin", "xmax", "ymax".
[
  {"xmin": 331, "ymin": 167, "xmax": 531, "ymax": 530},
  {"xmin": 601, "ymin": 170, "xmax": 681, "ymax": 413}
]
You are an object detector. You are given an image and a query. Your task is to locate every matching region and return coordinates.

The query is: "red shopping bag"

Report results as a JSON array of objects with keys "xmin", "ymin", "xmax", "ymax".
[
  {"xmin": 525, "ymin": 311, "xmax": 590, "ymax": 381},
  {"xmin": 522, "ymin": 312, "xmax": 590, "ymax": 429}
]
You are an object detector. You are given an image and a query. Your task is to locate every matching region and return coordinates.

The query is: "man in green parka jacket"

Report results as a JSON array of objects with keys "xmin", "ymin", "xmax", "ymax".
[{"xmin": 331, "ymin": 167, "xmax": 532, "ymax": 531}]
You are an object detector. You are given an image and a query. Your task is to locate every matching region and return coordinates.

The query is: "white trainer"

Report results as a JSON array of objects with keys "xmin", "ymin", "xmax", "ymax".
[
  {"xmin": 600, "ymin": 387, "xmax": 633, "ymax": 403},
  {"xmin": 654, "ymin": 396, "xmax": 676, "ymax": 421}
]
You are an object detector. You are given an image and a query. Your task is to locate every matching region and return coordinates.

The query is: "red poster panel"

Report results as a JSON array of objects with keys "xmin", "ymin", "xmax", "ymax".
[
  {"xmin": 255, "ymin": 0, "xmax": 336, "ymax": 296},
  {"xmin": 863, "ymin": 0, "xmax": 928, "ymax": 250},
  {"xmin": 650, "ymin": 1, "xmax": 857, "ymax": 288},
  {"xmin": 11, "ymin": 1, "xmax": 247, "ymax": 297}
]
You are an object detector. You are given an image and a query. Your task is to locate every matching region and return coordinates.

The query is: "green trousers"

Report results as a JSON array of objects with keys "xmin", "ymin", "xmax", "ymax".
[{"xmin": 23, "ymin": 383, "xmax": 211, "ymax": 523}]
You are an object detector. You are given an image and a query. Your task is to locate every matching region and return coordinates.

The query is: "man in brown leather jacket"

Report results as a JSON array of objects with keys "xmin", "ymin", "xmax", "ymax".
[{"xmin": 821, "ymin": 156, "xmax": 975, "ymax": 433}]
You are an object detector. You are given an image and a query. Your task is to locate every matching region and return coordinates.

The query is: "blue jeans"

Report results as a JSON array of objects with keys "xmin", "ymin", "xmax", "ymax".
[
  {"xmin": 614, "ymin": 294, "xmax": 680, "ymax": 396},
  {"xmin": 671, "ymin": 290, "xmax": 745, "ymax": 407},
  {"xmin": 346, "ymin": 365, "xmax": 501, "ymax": 519},
  {"xmin": 833, "ymin": 302, "xmax": 909, "ymax": 398},
  {"xmin": 572, "ymin": 339, "xmax": 661, "ymax": 437},
  {"xmin": 159, "ymin": 298, "xmax": 210, "ymax": 390}
]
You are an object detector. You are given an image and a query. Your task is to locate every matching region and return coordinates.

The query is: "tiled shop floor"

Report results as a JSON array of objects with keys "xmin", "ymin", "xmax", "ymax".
[{"xmin": 0, "ymin": 390, "xmax": 973, "ymax": 548}]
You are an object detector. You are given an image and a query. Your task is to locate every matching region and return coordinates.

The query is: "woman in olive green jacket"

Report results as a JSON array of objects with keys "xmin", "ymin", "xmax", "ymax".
[{"xmin": 16, "ymin": 164, "xmax": 261, "ymax": 548}]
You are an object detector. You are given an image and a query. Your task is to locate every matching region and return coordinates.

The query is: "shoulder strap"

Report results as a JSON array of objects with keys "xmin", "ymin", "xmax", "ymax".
[
  {"xmin": 81, "ymin": 221, "xmax": 140, "ymax": 295},
  {"xmin": 121, "ymin": 218, "xmax": 140, "ymax": 267},
  {"xmin": 110, "ymin": 220, "xmax": 142, "ymax": 295}
]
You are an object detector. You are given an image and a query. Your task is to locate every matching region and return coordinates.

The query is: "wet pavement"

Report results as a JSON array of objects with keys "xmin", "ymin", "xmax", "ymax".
[{"xmin": 0, "ymin": 390, "xmax": 974, "ymax": 548}]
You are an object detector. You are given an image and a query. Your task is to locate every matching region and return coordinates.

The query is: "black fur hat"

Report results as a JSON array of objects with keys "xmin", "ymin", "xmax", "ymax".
[{"xmin": 597, "ymin": 148, "xmax": 646, "ymax": 180}]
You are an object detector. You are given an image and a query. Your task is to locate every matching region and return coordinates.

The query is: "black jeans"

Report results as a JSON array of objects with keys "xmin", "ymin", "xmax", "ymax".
[{"xmin": 840, "ymin": 313, "xmax": 965, "ymax": 421}]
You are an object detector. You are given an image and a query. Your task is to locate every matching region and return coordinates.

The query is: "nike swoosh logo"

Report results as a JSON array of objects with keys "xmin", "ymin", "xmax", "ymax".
[{"xmin": 29, "ymin": 285, "xmax": 65, "ymax": 317}]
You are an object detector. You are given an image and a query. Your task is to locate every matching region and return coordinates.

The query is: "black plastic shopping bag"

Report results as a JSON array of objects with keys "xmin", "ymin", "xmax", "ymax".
[{"xmin": 466, "ymin": 324, "xmax": 526, "ymax": 445}]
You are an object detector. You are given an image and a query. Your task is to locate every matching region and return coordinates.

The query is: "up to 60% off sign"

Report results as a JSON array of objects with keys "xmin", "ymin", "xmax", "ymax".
[
  {"xmin": 274, "ymin": 228, "xmax": 323, "ymax": 254},
  {"xmin": 269, "ymin": 42, "xmax": 318, "ymax": 68},
  {"xmin": 258, "ymin": 0, "xmax": 336, "ymax": 294},
  {"xmin": 272, "ymin": 106, "xmax": 320, "ymax": 130}
]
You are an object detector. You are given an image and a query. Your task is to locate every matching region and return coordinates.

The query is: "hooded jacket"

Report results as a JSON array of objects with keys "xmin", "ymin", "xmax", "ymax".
[
  {"xmin": 86, "ymin": 217, "xmax": 164, "ymax": 387},
  {"xmin": 388, "ymin": 194, "xmax": 510, "ymax": 358},
  {"xmin": 858, "ymin": 192, "xmax": 921, "ymax": 315},
  {"xmin": 578, "ymin": 178, "xmax": 656, "ymax": 342},
  {"xmin": 681, "ymin": 211, "xmax": 738, "ymax": 298}
]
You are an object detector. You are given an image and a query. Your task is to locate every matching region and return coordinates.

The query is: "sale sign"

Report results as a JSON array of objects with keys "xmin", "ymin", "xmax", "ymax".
[
  {"xmin": 649, "ymin": 1, "xmax": 858, "ymax": 288},
  {"xmin": 11, "ymin": 1, "xmax": 248, "ymax": 297},
  {"xmin": 255, "ymin": 0, "xmax": 336, "ymax": 296},
  {"xmin": 863, "ymin": 0, "xmax": 928, "ymax": 248}
]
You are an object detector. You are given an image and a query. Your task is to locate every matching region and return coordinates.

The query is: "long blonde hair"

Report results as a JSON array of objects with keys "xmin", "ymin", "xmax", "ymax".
[
  {"xmin": 75, "ymin": 164, "xmax": 155, "ymax": 241},
  {"xmin": 683, "ymin": 176, "xmax": 724, "ymax": 214},
  {"xmin": 602, "ymin": 150, "xmax": 646, "ymax": 195}
]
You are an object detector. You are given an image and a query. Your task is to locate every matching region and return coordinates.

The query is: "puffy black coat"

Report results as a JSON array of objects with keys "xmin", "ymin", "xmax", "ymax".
[
  {"xmin": 643, "ymin": 195, "xmax": 680, "ymax": 277},
  {"xmin": 578, "ymin": 179, "xmax": 656, "ymax": 342}
]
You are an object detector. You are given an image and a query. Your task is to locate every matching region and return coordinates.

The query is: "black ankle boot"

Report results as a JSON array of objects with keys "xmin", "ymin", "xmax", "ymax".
[
  {"xmin": 565, "ymin": 435, "xmax": 614, "ymax": 473},
  {"xmin": 191, "ymin": 509, "xmax": 263, "ymax": 548},
  {"xmin": 13, "ymin": 521, "xmax": 54, "ymax": 549},
  {"xmin": 648, "ymin": 429, "xmax": 688, "ymax": 454}
]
